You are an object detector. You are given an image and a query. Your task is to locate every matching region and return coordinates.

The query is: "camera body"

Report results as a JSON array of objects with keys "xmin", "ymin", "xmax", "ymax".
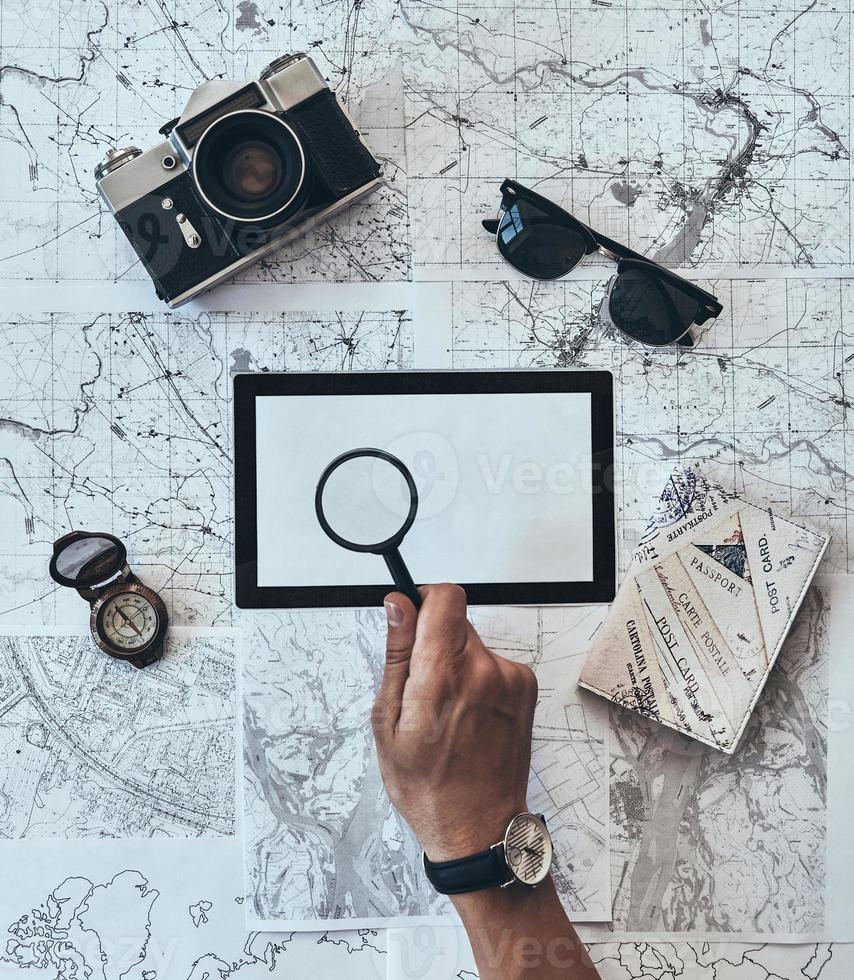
[{"xmin": 95, "ymin": 54, "xmax": 382, "ymax": 307}]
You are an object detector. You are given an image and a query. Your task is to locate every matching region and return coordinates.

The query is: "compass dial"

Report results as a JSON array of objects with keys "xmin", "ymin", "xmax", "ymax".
[
  {"xmin": 98, "ymin": 591, "xmax": 160, "ymax": 651},
  {"xmin": 504, "ymin": 813, "xmax": 552, "ymax": 886}
]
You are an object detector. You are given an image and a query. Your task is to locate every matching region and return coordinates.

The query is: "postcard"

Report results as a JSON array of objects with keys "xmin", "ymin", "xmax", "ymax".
[{"xmin": 578, "ymin": 467, "xmax": 829, "ymax": 753}]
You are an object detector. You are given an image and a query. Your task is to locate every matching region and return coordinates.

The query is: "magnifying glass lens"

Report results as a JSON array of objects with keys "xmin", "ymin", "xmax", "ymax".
[{"xmin": 319, "ymin": 455, "xmax": 412, "ymax": 548}]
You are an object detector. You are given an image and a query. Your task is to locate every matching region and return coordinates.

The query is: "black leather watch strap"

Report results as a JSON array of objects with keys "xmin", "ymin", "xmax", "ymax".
[{"xmin": 423, "ymin": 844, "xmax": 512, "ymax": 895}]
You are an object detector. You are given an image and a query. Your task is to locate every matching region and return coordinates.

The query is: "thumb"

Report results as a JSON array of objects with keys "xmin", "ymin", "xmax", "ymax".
[{"xmin": 375, "ymin": 591, "xmax": 419, "ymax": 730}]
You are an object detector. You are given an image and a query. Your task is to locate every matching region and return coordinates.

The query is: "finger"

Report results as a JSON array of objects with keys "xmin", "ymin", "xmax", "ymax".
[
  {"xmin": 515, "ymin": 661, "xmax": 539, "ymax": 716},
  {"xmin": 410, "ymin": 583, "xmax": 470, "ymax": 673},
  {"xmin": 373, "ymin": 591, "xmax": 418, "ymax": 732}
]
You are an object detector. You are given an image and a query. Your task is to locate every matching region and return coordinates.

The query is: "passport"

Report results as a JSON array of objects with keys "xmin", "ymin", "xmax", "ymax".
[{"xmin": 578, "ymin": 466, "xmax": 829, "ymax": 753}]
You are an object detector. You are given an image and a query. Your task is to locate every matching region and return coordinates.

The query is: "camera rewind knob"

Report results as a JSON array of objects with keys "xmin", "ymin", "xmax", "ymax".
[
  {"xmin": 95, "ymin": 146, "xmax": 142, "ymax": 180},
  {"xmin": 259, "ymin": 52, "xmax": 306, "ymax": 80}
]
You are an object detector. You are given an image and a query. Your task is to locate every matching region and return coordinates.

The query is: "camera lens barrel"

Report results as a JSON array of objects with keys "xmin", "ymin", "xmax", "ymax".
[{"xmin": 192, "ymin": 110, "xmax": 306, "ymax": 224}]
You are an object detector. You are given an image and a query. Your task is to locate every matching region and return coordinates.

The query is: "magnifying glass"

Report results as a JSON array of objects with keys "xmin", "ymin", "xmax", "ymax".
[{"xmin": 315, "ymin": 448, "xmax": 422, "ymax": 610}]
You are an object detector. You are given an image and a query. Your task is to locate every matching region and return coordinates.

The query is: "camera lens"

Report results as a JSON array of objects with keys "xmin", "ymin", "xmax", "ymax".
[
  {"xmin": 193, "ymin": 110, "xmax": 306, "ymax": 223},
  {"xmin": 222, "ymin": 141, "xmax": 282, "ymax": 200}
]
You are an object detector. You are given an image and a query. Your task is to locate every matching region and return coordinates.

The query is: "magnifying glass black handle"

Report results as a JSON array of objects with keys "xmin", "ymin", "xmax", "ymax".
[{"xmin": 382, "ymin": 548, "xmax": 422, "ymax": 611}]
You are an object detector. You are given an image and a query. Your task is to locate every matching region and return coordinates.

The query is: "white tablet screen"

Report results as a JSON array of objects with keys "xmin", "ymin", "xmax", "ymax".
[{"xmin": 255, "ymin": 391, "xmax": 594, "ymax": 588}]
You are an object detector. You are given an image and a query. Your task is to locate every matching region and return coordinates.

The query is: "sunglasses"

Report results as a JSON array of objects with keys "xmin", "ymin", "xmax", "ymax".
[{"xmin": 482, "ymin": 179, "xmax": 723, "ymax": 348}]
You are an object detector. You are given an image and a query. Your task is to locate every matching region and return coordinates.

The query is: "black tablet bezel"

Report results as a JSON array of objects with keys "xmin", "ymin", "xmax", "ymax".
[{"xmin": 234, "ymin": 370, "xmax": 615, "ymax": 608}]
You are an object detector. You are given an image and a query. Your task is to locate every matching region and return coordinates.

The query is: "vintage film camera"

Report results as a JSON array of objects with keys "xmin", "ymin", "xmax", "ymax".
[{"xmin": 95, "ymin": 54, "xmax": 382, "ymax": 307}]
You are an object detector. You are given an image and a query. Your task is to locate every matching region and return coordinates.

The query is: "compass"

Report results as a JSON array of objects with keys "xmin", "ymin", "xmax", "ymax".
[
  {"xmin": 90, "ymin": 581, "xmax": 167, "ymax": 661},
  {"xmin": 49, "ymin": 531, "xmax": 168, "ymax": 669}
]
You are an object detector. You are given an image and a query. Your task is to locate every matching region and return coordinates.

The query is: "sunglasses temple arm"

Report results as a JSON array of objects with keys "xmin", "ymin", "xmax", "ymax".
[{"xmin": 382, "ymin": 548, "xmax": 422, "ymax": 610}]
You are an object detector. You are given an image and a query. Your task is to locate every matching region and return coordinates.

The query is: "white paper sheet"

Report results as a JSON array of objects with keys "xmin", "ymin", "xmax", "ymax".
[
  {"xmin": 242, "ymin": 605, "xmax": 611, "ymax": 930},
  {"xmin": 0, "ymin": 627, "xmax": 239, "ymax": 839},
  {"xmin": 255, "ymin": 390, "xmax": 595, "ymax": 588},
  {"xmin": 0, "ymin": 838, "xmax": 387, "ymax": 980},
  {"xmin": 385, "ymin": 927, "xmax": 854, "ymax": 980}
]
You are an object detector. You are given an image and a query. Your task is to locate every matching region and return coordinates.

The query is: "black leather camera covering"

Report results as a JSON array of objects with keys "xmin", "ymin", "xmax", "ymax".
[
  {"xmin": 288, "ymin": 89, "xmax": 381, "ymax": 198},
  {"xmin": 116, "ymin": 174, "xmax": 239, "ymax": 302}
]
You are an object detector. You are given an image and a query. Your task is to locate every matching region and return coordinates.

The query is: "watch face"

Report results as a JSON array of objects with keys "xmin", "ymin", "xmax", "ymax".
[
  {"xmin": 96, "ymin": 587, "xmax": 162, "ymax": 653},
  {"xmin": 503, "ymin": 813, "xmax": 552, "ymax": 886}
]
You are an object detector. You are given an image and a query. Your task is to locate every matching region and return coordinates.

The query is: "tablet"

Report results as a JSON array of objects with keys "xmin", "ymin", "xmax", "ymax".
[{"xmin": 234, "ymin": 370, "xmax": 615, "ymax": 608}]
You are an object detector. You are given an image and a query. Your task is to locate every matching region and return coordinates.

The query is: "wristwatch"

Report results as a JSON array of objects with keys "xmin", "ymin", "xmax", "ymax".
[
  {"xmin": 423, "ymin": 812, "xmax": 553, "ymax": 895},
  {"xmin": 48, "ymin": 530, "xmax": 168, "ymax": 669}
]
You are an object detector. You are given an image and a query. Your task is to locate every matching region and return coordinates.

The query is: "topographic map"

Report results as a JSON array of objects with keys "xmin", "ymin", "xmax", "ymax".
[
  {"xmin": 441, "ymin": 275, "xmax": 854, "ymax": 574},
  {"xmin": 0, "ymin": 628, "xmax": 236, "ymax": 837},
  {"xmin": 401, "ymin": 0, "xmax": 851, "ymax": 276},
  {"xmin": 1, "ymin": 0, "xmax": 853, "ymax": 970},
  {"xmin": 0, "ymin": 310, "xmax": 412, "ymax": 628},
  {"xmin": 242, "ymin": 604, "xmax": 611, "ymax": 927},
  {"xmin": 600, "ymin": 580, "xmax": 829, "ymax": 937}
]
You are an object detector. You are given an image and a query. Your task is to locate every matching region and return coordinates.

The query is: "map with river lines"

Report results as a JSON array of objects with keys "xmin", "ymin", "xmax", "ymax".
[{"xmin": 1, "ymin": 0, "xmax": 852, "ymax": 965}]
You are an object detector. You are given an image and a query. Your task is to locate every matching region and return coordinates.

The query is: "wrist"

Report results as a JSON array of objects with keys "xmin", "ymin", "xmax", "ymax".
[
  {"xmin": 451, "ymin": 878, "xmax": 600, "ymax": 980},
  {"xmin": 419, "ymin": 801, "xmax": 527, "ymax": 862},
  {"xmin": 451, "ymin": 870, "xmax": 558, "ymax": 914}
]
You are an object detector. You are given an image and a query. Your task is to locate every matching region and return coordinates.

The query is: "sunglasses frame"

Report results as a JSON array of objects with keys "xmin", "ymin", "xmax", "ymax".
[{"xmin": 483, "ymin": 178, "xmax": 723, "ymax": 349}]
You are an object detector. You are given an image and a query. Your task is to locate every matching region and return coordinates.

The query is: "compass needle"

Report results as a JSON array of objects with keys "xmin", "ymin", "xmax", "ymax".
[{"xmin": 115, "ymin": 605, "xmax": 144, "ymax": 637}]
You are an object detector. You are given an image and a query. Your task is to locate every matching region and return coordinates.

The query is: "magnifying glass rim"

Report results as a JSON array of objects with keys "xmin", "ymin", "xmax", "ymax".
[{"xmin": 315, "ymin": 447, "xmax": 419, "ymax": 554}]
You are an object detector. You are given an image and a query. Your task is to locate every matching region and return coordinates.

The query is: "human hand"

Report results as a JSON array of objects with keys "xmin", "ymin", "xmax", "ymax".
[{"xmin": 371, "ymin": 584, "xmax": 538, "ymax": 862}]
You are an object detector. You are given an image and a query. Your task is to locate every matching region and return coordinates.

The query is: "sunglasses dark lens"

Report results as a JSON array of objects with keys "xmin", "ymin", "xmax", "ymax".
[
  {"xmin": 496, "ymin": 199, "xmax": 587, "ymax": 279},
  {"xmin": 609, "ymin": 266, "xmax": 702, "ymax": 346}
]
